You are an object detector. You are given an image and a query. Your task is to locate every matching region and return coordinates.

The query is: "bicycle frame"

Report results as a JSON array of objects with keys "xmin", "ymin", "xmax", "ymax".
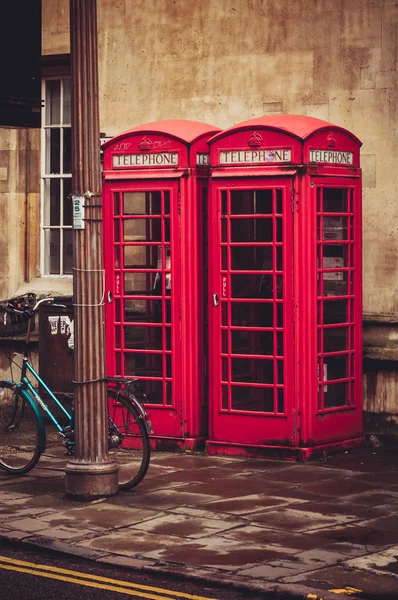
[{"xmin": 16, "ymin": 356, "xmax": 72, "ymax": 437}]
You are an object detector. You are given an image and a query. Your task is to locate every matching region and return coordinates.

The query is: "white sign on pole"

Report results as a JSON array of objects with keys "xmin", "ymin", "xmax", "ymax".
[{"xmin": 73, "ymin": 195, "xmax": 85, "ymax": 229}]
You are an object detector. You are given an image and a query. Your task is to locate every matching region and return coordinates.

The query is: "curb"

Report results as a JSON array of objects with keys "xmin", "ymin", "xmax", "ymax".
[{"xmin": 0, "ymin": 531, "xmax": 362, "ymax": 600}]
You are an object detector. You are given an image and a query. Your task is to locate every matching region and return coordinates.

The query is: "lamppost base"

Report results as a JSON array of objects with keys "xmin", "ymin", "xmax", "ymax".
[{"xmin": 65, "ymin": 460, "xmax": 119, "ymax": 501}]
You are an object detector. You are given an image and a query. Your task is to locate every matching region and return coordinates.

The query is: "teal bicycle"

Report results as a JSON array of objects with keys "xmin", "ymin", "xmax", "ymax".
[{"xmin": 0, "ymin": 295, "xmax": 152, "ymax": 489}]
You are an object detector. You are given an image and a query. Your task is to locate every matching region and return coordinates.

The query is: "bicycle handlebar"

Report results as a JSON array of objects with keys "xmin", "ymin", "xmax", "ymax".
[{"xmin": 0, "ymin": 296, "xmax": 56, "ymax": 318}]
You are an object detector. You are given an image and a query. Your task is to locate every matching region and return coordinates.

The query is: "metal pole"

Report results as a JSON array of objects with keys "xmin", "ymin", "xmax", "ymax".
[{"xmin": 65, "ymin": 0, "xmax": 118, "ymax": 499}]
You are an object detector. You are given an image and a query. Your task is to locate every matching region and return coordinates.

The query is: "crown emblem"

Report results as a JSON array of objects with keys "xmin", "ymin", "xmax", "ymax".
[
  {"xmin": 247, "ymin": 131, "xmax": 263, "ymax": 147},
  {"xmin": 327, "ymin": 132, "xmax": 336, "ymax": 147},
  {"xmin": 138, "ymin": 136, "xmax": 153, "ymax": 151}
]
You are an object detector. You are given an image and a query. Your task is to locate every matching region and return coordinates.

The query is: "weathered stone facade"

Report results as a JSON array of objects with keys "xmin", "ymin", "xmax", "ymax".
[{"xmin": 2, "ymin": 0, "xmax": 397, "ymax": 426}]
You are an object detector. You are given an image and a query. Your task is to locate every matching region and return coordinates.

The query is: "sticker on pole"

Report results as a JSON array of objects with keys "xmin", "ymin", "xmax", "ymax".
[{"xmin": 73, "ymin": 195, "xmax": 85, "ymax": 229}]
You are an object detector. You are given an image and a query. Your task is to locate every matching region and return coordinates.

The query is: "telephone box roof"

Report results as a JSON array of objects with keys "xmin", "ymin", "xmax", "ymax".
[
  {"xmin": 209, "ymin": 114, "xmax": 362, "ymax": 146},
  {"xmin": 102, "ymin": 120, "xmax": 220, "ymax": 148}
]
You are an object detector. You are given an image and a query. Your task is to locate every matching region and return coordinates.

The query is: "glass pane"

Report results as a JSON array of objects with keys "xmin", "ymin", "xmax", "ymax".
[
  {"xmin": 142, "ymin": 380, "xmax": 163, "ymax": 405},
  {"xmin": 222, "ymin": 385, "xmax": 228, "ymax": 410},
  {"xmin": 63, "ymin": 179, "xmax": 72, "ymax": 225},
  {"xmin": 231, "ymin": 246, "xmax": 273, "ymax": 271},
  {"xmin": 63, "ymin": 78, "xmax": 71, "ymax": 124},
  {"xmin": 124, "ymin": 326, "xmax": 162, "ymax": 350},
  {"xmin": 45, "ymin": 79, "xmax": 60, "ymax": 125},
  {"xmin": 277, "ymin": 331, "xmax": 283, "ymax": 356},
  {"xmin": 221, "ymin": 191, "xmax": 228, "ymax": 216},
  {"xmin": 324, "ymin": 382, "xmax": 348, "ymax": 408},
  {"xmin": 123, "ymin": 192, "xmax": 161, "ymax": 215},
  {"xmin": 43, "ymin": 179, "xmax": 60, "ymax": 226},
  {"xmin": 124, "ymin": 245, "xmax": 158, "ymax": 269},
  {"xmin": 232, "ymin": 330, "xmax": 273, "ymax": 356},
  {"xmin": 323, "ymin": 188, "xmax": 347, "ymax": 213},
  {"xmin": 232, "ymin": 274, "xmax": 275, "ymax": 298},
  {"xmin": 276, "ymin": 219, "xmax": 282, "ymax": 242},
  {"xmin": 276, "ymin": 189, "xmax": 282, "ymax": 214},
  {"xmin": 123, "ymin": 218, "xmax": 161, "ymax": 242},
  {"xmin": 44, "ymin": 229, "xmax": 60, "ymax": 274},
  {"xmin": 323, "ymin": 244, "xmax": 348, "ymax": 267},
  {"xmin": 277, "ymin": 388, "xmax": 284, "ymax": 413},
  {"xmin": 231, "ymin": 385, "xmax": 274, "ymax": 412},
  {"xmin": 323, "ymin": 327, "xmax": 348, "ymax": 352},
  {"xmin": 166, "ymin": 380, "xmax": 172, "ymax": 406},
  {"xmin": 63, "ymin": 128, "xmax": 72, "ymax": 173},
  {"xmin": 45, "ymin": 128, "xmax": 61, "ymax": 174},
  {"xmin": 231, "ymin": 302, "xmax": 274, "ymax": 328},
  {"xmin": 221, "ymin": 218, "xmax": 228, "ymax": 242},
  {"xmin": 114, "ymin": 193, "xmax": 120, "ymax": 216},
  {"xmin": 232, "ymin": 357, "xmax": 274, "ymax": 384},
  {"xmin": 124, "ymin": 272, "xmax": 158, "ymax": 295},
  {"xmin": 124, "ymin": 352, "xmax": 162, "ymax": 377},
  {"xmin": 125, "ymin": 299, "xmax": 166, "ymax": 323},
  {"xmin": 63, "ymin": 228, "xmax": 73, "ymax": 274},
  {"xmin": 230, "ymin": 189, "xmax": 273, "ymax": 215},
  {"xmin": 164, "ymin": 191, "xmax": 170, "ymax": 215},
  {"xmin": 323, "ymin": 273, "xmax": 348, "ymax": 297},
  {"xmin": 324, "ymin": 355, "xmax": 348, "ymax": 381},
  {"xmin": 324, "ymin": 300, "xmax": 348, "ymax": 324},
  {"xmin": 323, "ymin": 216, "xmax": 347, "ymax": 241},
  {"xmin": 231, "ymin": 218, "xmax": 273, "ymax": 243}
]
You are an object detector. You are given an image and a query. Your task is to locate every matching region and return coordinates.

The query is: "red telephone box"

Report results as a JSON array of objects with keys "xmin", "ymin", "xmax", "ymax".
[
  {"xmin": 102, "ymin": 120, "xmax": 220, "ymax": 449},
  {"xmin": 207, "ymin": 115, "xmax": 363, "ymax": 460}
]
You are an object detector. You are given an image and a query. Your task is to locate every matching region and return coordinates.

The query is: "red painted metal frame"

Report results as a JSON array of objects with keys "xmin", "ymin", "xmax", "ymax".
[
  {"xmin": 207, "ymin": 115, "xmax": 363, "ymax": 460},
  {"xmin": 208, "ymin": 177, "xmax": 295, "ymax": 446},
  {"xmin": 102, "ymin": 120, "xmax": 220, "ymax": 450}
]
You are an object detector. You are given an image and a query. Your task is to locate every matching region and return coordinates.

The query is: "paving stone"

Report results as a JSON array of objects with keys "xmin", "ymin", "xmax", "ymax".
[
  {"xmin": 220, "ymin": 524, "xmax": 332, "ymax": 551},
  {"xmin": 307, "ymin": 523, "xmax": 398, "ymax": 548},
  {"xmin": 200, "ymin": 494, "xmax": 307, "ymax": 516},
  {"xmin": 282, "ymin": 564, "xmax": 398, "ymax": 597},
  {"xmin": 346, "ymin": 545, "xmax": 398, "ymax": 579},
  {"xmin": 237, "ymin": 562, "xmax": 308, "ymax": 579},
  {"xmin": 338, "ymin": 490, "xmax": 398, "ymax": 506},
  {"xmin": 250, "ymin": 507, "xmax": 357, "ymax": 532},
  {"xmin": 76, "ymin": 529, "xmax": 186, "ymax": 557},
  {"xmin": 129, "ymin": 512, "xmax": 246, "ymax": 538},
  {"xmin": 144, "ymin": 467, "xmax": 237, "ymax": 485},
  {"xmin": 110, "ymin": 488, "xmax": 220, "ymax": 510},
  {"xmin": 287, "ymin": 499, "xmax": 390, "ymax": 520},
  {"xmin": 37, "ymin": 526, "xmax": 96, "ymax": 541},
  {"xmin": 182, "ymin": 478, "xmax": 295, "ymax": 498},
  {"xmin": 0, "ymin": 477, "xmax": 66, "ymax": 495},
  {"xmin": 325, "ymin": 541, "xmax": 380, "ymax": 557},
  {"xmin": 38, "ymin": 503, "xmax": 161, "ymax": 530},
  {"xmin": 97, "ymin": 555, "xmax": 157, "ymax": 569},
  {"xmin": 356, "ymin": 515, "xmax": 398, "ymax": 532},
  {"xmin": 141, "ymin": 534, "xmax": 296, "ymax": 570}
]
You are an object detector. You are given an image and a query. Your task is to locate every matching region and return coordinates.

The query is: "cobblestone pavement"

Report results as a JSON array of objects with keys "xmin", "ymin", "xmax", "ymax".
[{"xmin": 0, "ymin": 444, "xmax": 397, "ymax": 600}]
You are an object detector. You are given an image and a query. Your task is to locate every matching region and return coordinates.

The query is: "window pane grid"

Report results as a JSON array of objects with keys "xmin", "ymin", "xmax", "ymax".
[
  {"xmin": 42, "ymin": 77, "xmax": 72, "ymax": 275},
  {"xmin": 220, "ymin": 188, "xmax": 286, "ymax": 415},
  {"xmin": 317, "ymin": 187, "xmax": 356, "ymax": 411},
  {"xmin": 116, "ymin": 191, "xmax": 173, "ymax": 406}
]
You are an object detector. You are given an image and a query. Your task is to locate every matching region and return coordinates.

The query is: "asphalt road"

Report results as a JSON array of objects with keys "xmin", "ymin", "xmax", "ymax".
[{"xmin": 0, "ymin": 545, "xmax": 273, "ymax": 600}]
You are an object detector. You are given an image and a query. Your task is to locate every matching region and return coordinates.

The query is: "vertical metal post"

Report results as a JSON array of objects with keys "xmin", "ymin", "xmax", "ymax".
[{"xmin": 65, "ymin": 0, "xmax": 118, "ymax": 499}]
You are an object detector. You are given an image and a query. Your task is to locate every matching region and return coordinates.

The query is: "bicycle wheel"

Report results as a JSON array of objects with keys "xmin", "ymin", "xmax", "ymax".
[
  {"xmin": 107, "ymin": 391, "xmax": 150, "ymax": 490},
  {"xmin": 0, "ymin": 381, "xmax": 42, "ymax": 474}
]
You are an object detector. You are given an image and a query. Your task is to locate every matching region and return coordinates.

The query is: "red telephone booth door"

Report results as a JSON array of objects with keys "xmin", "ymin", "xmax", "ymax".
[
  {"xmin": 104, "ymin": 179, "xmax": 182, "ymax": 438},
  {"xmin": 209, "ymin": 177, "xmax": 296, "ymax": 447}
]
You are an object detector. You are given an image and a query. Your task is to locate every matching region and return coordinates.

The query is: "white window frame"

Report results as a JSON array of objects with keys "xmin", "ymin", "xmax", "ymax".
[{"xmin": 41, "ymin": 76, "xmax": 72, "ymax": 276}]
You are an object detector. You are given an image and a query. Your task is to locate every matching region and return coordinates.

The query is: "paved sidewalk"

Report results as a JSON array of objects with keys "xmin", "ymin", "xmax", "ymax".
[{"xmin": 0, "ymin": 443, "xmax": 397, "ymax": 600}]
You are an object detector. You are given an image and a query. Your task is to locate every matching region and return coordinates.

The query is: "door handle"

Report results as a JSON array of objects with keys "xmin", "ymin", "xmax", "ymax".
[
  {"xmin": 213, "ymin": 293, "xmax": 219, "ymax": 307},
  {"xmin": 107, "ymin": 291, "xmax": 113, "ymax": 303}
]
